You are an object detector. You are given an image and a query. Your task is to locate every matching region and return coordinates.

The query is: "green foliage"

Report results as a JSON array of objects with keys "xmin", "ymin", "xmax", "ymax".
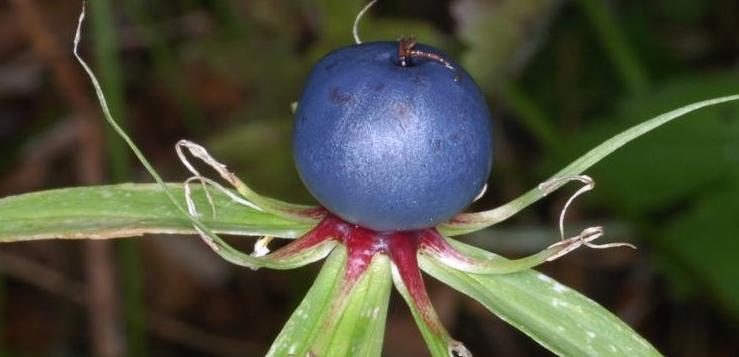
[
  {"xmin": 439, "ymin": 94, "xmax": 739, "ymax": 236},
  {"xmin": 561, "ymin": 74, "xmax": 739, "ymax": 318},
  {"xmin": 268, "ymin": 247, "xmax": 391, "ymax": 356},
  {"xmin": 5, "ymin": 94, "xmax": 736, "ymax": 354},
  {"xmin": 3, "ymin": 0, "xmax": 738, "ymax": 355},
  {"xmin": 421, "ymin": 240, "xmax": 660, "ymax": 356},
  {"xmin": 568, "ymin": 74, "xmax": 739, "ymax": 214},
  {"xmin": 392, "ymin": 273, "xmax": 452, "ymax": 357},
  {"xmin": 0, "ymin": 184, "xmax": 312, "ymax": 242}
]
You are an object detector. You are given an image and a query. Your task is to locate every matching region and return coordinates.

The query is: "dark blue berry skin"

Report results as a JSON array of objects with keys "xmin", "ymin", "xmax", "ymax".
[{"xmin": 293, "ymin": 42, "xmax": 493, "ymax": 231}]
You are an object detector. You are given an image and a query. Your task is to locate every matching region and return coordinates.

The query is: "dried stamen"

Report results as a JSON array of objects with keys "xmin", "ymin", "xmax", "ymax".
[
  {"xmin": 538, "ymin": 175, "xmax": 595, "ymax": 241},
  {"xmin": 539, "ymin": 175, "xmax": 636, "ymax": 257},
  {"xmin": 176, "ymin": 139, "xmax": 262, "ymax": 211}
]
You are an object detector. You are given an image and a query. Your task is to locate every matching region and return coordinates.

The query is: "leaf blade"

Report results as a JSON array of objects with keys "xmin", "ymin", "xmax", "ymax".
[
  {"xmin": 0, "ymin": 184, "xmax": 313, "ymax": 242},
  {"xmin": 392, "ymin": 266, "xmax": 451, "ymax": 357},
  {"xmin": 420, "ymin": 240, "xmax": 662, "ymax": 356},
  {"xmin": 267, "ymin": 246, "xmax": 392, "ymax": 357},
  {"xmin": 314, "ymin": 254, "xmax": 392, "ymax": 357},
  {"xmin": 266, "ymin": 246, "xmax": 347, "ymax": 356},
  {"xmin": 440, "ymin": 94, "xmax": 739, "ymax": 236}
]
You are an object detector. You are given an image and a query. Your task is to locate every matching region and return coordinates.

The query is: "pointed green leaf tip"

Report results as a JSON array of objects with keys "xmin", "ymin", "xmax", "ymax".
[{"xmin": 440, "ymin": 93, "xmax": 739, "ymax": 236}]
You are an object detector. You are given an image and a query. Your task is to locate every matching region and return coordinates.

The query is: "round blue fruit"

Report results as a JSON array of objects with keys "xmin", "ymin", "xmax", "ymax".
[{"xmin": 293, "ymin": 41, "xmax": 493, "ymax": 231}]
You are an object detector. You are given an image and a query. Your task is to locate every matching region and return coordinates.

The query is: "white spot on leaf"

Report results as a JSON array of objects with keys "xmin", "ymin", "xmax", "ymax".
[{"xmin": 552, "ymin": 282, "xmax": 567, "ymax": 293}]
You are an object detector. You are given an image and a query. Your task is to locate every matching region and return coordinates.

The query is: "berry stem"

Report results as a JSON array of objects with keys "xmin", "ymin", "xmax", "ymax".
[{"xmin": 397, "ymin": 36, "xmax": 455, "ymax": 72}]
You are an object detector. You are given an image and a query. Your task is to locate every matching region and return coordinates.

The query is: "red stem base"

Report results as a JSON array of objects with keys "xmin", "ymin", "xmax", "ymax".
[{"xmin": 276, "ymin": 213, "xmax": 464, "ymax": 333}]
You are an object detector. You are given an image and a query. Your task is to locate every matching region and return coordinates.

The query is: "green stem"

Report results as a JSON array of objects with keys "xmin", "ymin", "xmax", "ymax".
[
  {"xmin": 577, "ymin": 0, "xmax": 649, "ymax": 94},
  {"xmin": 90, "ymin": 1, "xmax": 146, "ymax": 355}
]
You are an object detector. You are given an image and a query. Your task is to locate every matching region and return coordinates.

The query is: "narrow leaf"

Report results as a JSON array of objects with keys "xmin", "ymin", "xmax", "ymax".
[
  {"xmin": 267, "ymin": 246, "xmax": 392, "ymax": 357},
  {"xmin": 311, "ymin": 254, "xmax": 392, "ymax": 356},
  {"xmin": 267, "ymin": 247, "xmax": 346, "ymax": 356},
  {"xmin": 392, "ymin": 267, "xmax": 451, "ymax": 357},
  {"xmin": 420, "ymin": 240, "xmax": 661, "ymax": 356},
  {"xmin": 439, "ymin": 94, "xmax": 739, "ymax": 236},
  {"xmin": 0, "ymin": 184, "xmax": 313, "ymax": 242}
]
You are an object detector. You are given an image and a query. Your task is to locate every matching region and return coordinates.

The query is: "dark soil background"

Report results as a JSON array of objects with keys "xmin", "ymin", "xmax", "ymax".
[{"xmin": 0, "ymin": 0, "xmax": 738, "ymax": 356}]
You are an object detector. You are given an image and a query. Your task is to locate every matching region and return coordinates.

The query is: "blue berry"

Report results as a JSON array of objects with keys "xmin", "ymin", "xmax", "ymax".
[{"xmin": 293, "ymin": 41, "xmax": 493, "ymax": 231}]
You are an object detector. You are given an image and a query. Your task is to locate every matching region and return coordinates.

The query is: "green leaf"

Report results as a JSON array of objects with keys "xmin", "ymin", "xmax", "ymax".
[
  {"xmin": 0, "ymin": 184, "xmax": 313, "ymax": 242},
  {"xmin": 566, "ymin": 74, "xmax": 739, "ymax": 215},
  {"xmin": 267, "ymin": 246, "xmax": 392, "ymax": 357},
  {"xmin": 392, "ymin": 268, "xmax": 455, "ymax": 357},
  {"xmin": 311, "ymin": 254, "xmax": 392, "ymax": 356},
  {"xmin": 267, "ymin": 247, "xmax": 345, "ymax": 356},
  {"xmin": 420, "ymin": 240, "xmax": 661, "ymax": 356},
  {"xmin": 440, "ymin": 94, "xmax": 739, "ymax": 236}
]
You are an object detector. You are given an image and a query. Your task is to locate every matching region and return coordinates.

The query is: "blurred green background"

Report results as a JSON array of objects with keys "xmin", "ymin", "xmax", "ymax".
[{"xmin": 0, "ymin": 0, "xmax": 737, "ymax": 355}]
